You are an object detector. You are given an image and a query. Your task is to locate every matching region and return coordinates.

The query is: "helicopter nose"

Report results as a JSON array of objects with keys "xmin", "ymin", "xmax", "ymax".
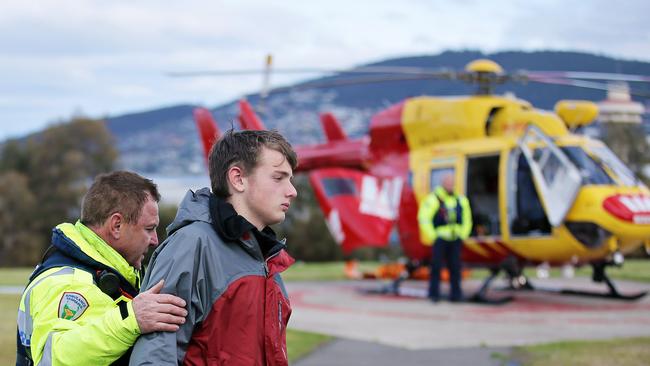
[{"xmin": 602, "ymin": 194, "xmax": 650, "ymax": 224}]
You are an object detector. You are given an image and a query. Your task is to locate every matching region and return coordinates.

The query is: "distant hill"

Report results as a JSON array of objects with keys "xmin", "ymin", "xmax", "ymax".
[
  {"xmin": 101, "ymin": 50, "xmax": 650, "ymax": 175},
  {"xmin": 103, "ymin": 105, "xmax": 202, "ymax": 175},
  {"xmin": 106, "ymin": 105, "xmax": 196, "ymax": 135}
]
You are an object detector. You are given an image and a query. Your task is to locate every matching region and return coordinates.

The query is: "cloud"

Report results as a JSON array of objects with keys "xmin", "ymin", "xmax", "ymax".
[
  {"xmin": 503, "ymin": 0, "xmax": 650, "ymax": 60},
  {"xmin": 1, "ymin": 0, "xmax": 649, "ymax": 140}
]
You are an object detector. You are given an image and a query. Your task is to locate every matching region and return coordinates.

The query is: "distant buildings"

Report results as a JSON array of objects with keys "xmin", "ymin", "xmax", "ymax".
[
  {"xmin": 597, "ymin": 83, "xmax": 646, "ymax": 125},
  {"xmin": 596, "ymin": 82, "xmax": 650, "ymax": 182}
]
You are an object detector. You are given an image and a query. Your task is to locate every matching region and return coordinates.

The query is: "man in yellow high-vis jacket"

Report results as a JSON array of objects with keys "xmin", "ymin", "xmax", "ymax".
[
  {"xmin": 417, "ymin": 173, "xmax": 472, "ymax": 302},
  {"xmin": 16, "ymin": 171, "xmax": 187, "ymax": 366}
]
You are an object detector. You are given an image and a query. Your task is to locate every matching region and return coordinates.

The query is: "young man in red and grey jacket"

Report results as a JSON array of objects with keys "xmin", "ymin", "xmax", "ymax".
[{"xmin": 129, "ymin": 129, "xmax": 298, "ymax": 366}]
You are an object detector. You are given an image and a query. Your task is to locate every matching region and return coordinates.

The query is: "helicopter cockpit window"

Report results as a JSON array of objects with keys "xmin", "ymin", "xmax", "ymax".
[
  {"xmin": 518, "ymin": 125, "xmax": 582, "ymax": 227},
  {"xmin": 588, "ymin": 146, "xmax": 641, "ymax": 187},
  {"xmin": 560, "ymin": 146, "xmax": 613, "ymax": 185},
  {"xmin": 532, "ymin": 148, "xmax": 562, "ymax": 186},
  {"xmin": 321, "ymin": 178, "xmax": 357, "ymax": 197}
]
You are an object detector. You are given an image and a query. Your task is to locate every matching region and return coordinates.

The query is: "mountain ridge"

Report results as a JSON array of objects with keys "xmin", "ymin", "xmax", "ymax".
[{"xmin": 50, "ymin": 50, "xmax": 650, "ymax": 174}]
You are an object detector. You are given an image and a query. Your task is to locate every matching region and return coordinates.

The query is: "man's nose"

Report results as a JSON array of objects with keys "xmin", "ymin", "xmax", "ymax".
[
  {"xmin": 287, "ymin": 182, "xmax": 298, "ymax": 198},
  {"xmin": 150, "ymin": 232, "xmax": 159, "ymax": 247}
]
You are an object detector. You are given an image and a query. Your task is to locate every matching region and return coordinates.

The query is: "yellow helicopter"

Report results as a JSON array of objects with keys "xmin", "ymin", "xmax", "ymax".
[
  {"xmin": 188, "ymin": 58, "xmax": 650, "ymax": 301},
  {"xmin": 395, "ymin": 60, "xmax": 650, "ymax": 301}
]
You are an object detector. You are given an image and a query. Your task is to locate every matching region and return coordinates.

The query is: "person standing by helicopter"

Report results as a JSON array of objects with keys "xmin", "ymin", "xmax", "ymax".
[{"xmin": 417, "ymin": 172, "xmax": 472, "ymax": 302}]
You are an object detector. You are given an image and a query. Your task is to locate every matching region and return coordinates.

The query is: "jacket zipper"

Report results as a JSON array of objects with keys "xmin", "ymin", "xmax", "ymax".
[
  {"xmin": 264, "ymin": 250, "xmax": 282, "ymax": 277},
  {"xmin": 278, "ymin": 300, "xmax": 283, "ymax": 333},
  {"xmin": 265, "ymin": 249, "xmax": 289, "ymax": 362}
]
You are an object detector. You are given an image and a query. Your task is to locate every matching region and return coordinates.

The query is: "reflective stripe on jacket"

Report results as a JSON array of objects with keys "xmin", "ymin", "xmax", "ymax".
[
  {"xmin": 129, "ymin": 188, "xmax": 294, "ymax": 366},
  {"xmin": 417, "ymin": 186, "xmax": 472, "ymax": 244},
  {"xmin": 16, "ymin": 222, "xmax": 141, "ymax": 366}
]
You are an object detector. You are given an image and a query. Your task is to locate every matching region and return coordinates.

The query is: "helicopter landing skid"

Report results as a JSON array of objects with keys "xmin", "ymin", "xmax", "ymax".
[
  {"xmin": 362, "ymin": 272, "xmax": 515, "ymax": 305},
  {"xmin": 535, "ymin": 274, "xmax": 648, "ymax": 301},
  {"xmin": 468, "ymin": 268, "xmax": 514, "ymax": 305},
  {"xmin": 498, "ymin": 262, "xmax": 647, "ymax": 301},
  {"xmin": 587, "ymin": 263, "xmax": 648, "ymax": 300},
  {"xmin": 360, "ymin": 276, "xmax": 430, "ymax": 298},
  {"xmin": 467, "ymin": 293, "xmax": 514, "ymax": 305},
  {"xmin": 547, "ymin": 288, "xmax": 646, "ymax": 300}
]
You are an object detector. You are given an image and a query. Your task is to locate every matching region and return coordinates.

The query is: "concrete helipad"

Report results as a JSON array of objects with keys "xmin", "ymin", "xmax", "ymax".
[{"xmin": 287, "ymin": 278, "xmax": 650, "ymax": 350}]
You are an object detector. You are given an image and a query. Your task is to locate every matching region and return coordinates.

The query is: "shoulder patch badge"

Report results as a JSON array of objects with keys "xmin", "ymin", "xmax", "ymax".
[{"xmin": 58, "ymin": 292, "xmax": 89, "ymax": 321}]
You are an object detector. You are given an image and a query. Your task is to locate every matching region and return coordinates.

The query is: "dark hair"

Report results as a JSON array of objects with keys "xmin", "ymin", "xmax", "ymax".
[
  {"xmin": 209, "ymin": 129, "xmax": 297, "ymax": 198},
  {"xmin": 81, "ymin": 171, "xmax": 160, "ymax": 227}
]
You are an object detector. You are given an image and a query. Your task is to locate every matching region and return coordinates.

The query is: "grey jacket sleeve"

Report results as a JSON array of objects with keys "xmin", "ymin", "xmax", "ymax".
[{"xmin": 129, "ymin": 226, "xmax": 212, "ymax": 365}]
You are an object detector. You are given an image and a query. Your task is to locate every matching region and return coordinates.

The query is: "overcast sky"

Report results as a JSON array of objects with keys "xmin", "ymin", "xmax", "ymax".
[{"xmin": 1, "ymin": 0, "xmax": 649, "ymax": 140}]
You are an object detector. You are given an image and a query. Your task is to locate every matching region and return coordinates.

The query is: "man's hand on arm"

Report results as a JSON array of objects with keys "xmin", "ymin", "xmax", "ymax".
[{"xmin": 132, "ymin": 280, "xmax": 187, "ymax": 333}]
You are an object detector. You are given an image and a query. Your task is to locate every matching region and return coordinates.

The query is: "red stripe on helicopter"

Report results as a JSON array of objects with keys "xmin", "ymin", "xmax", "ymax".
[
  {"xmin": 463, "ymin": 238, "xmax": 513, "ymax": 263},
  {"xmin": 603, "ymin": 194, "xmax": 650, "ymax": 224}
]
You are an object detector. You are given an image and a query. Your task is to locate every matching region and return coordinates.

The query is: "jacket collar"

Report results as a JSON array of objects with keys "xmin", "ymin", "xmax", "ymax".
[
  {"xmin": 435, "ymin": 186, "xmax": 455, "ymax": 199},
  {"xmin": 53, "ymin": 221, "xmax": 139, "ymax": 287},
  {"xmin": 209, "ymin": 194, "xmax": 286, "ymax": 259}
]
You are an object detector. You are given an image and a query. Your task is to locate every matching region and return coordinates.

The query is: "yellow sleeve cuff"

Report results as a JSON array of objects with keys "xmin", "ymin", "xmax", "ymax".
[{"xmin": 108, "ymin": 298, "xmax": 141, "ymax": 343}]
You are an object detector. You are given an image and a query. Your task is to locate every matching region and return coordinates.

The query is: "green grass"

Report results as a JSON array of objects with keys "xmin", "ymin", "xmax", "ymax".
[
  {"xmin": 281, "ymin": 259, "xmax": 650, "ymax": 283},
  {"xmin": 455, "ymin": 260, "xmax": 650, "ymax": 283},
  {"xmin": 510, "ymin": 337, "xmax": 650, "ymax": 366},
  {"xmin": 0, "ymin": 263, "xmax": 367, "ymax": 286},
  {"xmin": 286, "ymin": 328, "xmax": 332, "ymax": 362},
  {"xmin": 0, "ymin": 268, "xmax": 32, "ymax": 286},
  {"xmin": 515, "ymin": 259, "xmax": 650, "ymax": 283},
  {"xmin": 282, "ymin": 261, "xmax": 381, "ymax": 281},
  {"xmin": 3, "ymin": 259, "xmax": 649, "ymax": 286},
  {"xmin": 565, "ymin": 260, "xmax": 650, "ymax": 283},
  {"xmin": 0, "ymin": 294, "xmax": 21, "ymax": 365}
]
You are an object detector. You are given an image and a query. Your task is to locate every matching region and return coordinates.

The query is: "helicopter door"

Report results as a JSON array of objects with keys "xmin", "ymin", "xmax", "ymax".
[{"xmin": 517, "ymin": 126, "xmax": 582, "ymax": 227}]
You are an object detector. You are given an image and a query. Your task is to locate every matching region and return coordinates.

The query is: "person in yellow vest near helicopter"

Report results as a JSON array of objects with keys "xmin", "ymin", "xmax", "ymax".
[{"xmin": 417, "ymin": 172, "xmax": 472, "ymax": 302}]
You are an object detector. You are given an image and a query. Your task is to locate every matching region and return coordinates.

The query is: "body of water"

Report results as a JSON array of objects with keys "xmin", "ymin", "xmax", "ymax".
[{"xmin": 149, "ymin": 175, "xmax": 211, "ymax": 205}]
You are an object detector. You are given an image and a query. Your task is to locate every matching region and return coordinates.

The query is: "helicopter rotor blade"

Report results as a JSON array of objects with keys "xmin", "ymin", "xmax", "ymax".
[
  {"xmin": 526, "ymin": 76, "xmax": 650, "ymax": 98},
  {"xmin": 255, "ymin": 73, "xmax": 650, "ymax": 99},
  {"xmin": 166, "ymin": 68, "xmax": 335, "ymax": 77},
  {"xmin": 166, "ymin": 66, "xmax": 455, "ymax": 78},
  {"xmin": 168, "ymin": 61, "xmax": 650, "ymax": 98},
  {"xmin": 526, "ymin": 71, "xmax": 650, "ymax": 83},
  {"xmin": 259, "ymin": 74, "xmax": 455, "ymax": 96}
]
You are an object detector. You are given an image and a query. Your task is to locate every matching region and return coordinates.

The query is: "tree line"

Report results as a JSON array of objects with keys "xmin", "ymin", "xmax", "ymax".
[
  {"xmin": 0, "ymin": 119, "xmax": 117, "ymax": 266},
  {"xmin": 0, "ymin": 118, "xmax": 350, "ymax": 267}
]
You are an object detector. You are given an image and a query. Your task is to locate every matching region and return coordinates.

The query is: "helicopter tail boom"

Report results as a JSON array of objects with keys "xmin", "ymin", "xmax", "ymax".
[
  {"xmin": 320, "ymin": 112, "xmax": 347, "ymax": 142},
  {"xmin": 193, "ymin": 107, "xmax": 221, "ymax": 162},
  {"xmin": 238, "ymin": 99, "xmax": 266, "ymax": 130},
  {"xmin": 294, "ymin": 138, "xmax": 368, "ymax": 172}
]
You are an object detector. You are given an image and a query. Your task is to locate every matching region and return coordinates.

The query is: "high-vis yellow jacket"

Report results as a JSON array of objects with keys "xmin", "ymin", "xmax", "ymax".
[
  {"xmin": 17, "ymin": 221, "xmax": 141, "ymax": 366},
  {"xmin": 417, "ymin": 186, "xmax": 472, "ymax": 245}
]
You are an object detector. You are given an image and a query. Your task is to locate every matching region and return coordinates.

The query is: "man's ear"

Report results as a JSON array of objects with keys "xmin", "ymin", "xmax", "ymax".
[
  {"xmin": 227, "ymin": 166, "xmax": 246, "ymax": 193},
  {"xmin": 107, "ymin": 213, "xmax": 123, "ymax": 240}
]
